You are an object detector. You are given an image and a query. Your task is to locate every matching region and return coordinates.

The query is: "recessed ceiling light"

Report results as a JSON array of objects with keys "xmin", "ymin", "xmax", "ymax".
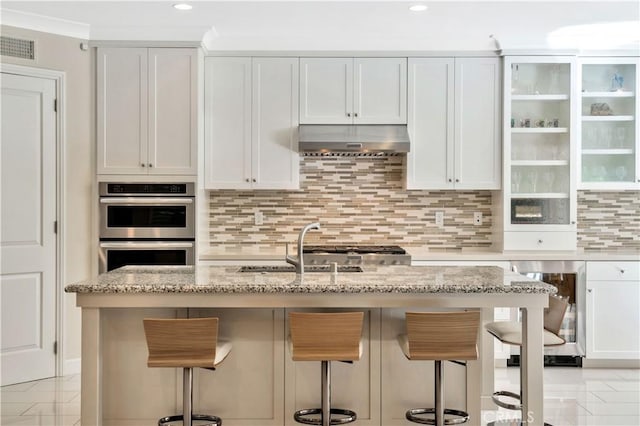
[
  {"xmin": 409, "ymin": 4, "xmax": 428, "ymax": 12},
  {"xmin": 173, "ymin": 3, "xmax": 192, "ymax": 11}
]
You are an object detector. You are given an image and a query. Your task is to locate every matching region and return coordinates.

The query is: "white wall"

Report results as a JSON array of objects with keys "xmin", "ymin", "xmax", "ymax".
[{"xmin": 1, "ymin": 25, "xmax": 93, "ymax": 372}]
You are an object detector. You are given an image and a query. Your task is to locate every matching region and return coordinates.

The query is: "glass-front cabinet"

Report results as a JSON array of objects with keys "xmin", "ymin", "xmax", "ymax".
[
  {"xmin": 579, "ymin": 58, "xmax": 639, "ymax": 189},
  {"xmin": 503, "ymin": 56, "xmax": 578, "ymax": 250}
]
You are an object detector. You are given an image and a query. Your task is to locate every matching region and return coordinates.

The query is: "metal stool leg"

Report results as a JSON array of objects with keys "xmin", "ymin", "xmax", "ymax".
[
  {"xmin": 322, "ymin": 361, "xmax": 330, "ymax": 426},
  {"xmin": 293, "ymin": 360, "xmax": 357, "ymax": 425},
  {"xmin": 406, "ymin": 360, "xmax": 470, "ymax": 425},
  {"xmin": 158, "ymin": 367, "xmax": 222, "ymax": 426}
]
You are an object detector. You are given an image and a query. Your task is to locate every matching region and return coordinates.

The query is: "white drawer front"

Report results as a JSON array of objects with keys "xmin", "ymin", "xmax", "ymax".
[
  {"xmin": 587, "ymin": 261, "xmax": 640, "ymax": 282},
  {"xmin": 504, "ymin": 231, "xmax": 577, "ymax": 251}
]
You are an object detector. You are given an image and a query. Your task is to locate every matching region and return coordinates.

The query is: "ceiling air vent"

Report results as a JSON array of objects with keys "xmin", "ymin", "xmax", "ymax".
[{"xmin": 1, "ymin": 36, "xmax": 35, "ymax": 60}]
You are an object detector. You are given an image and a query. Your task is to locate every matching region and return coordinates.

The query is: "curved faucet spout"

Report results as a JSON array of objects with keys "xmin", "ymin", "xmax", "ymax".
[{"xmin": 286, "ymin": 222, "xmax": 321, "ymax": 274}]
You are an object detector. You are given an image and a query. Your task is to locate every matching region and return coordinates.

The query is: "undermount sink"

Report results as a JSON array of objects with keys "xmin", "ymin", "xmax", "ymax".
[{"xmin": 238, "ymin": 265, "xmax": 363, "ymax": 273}]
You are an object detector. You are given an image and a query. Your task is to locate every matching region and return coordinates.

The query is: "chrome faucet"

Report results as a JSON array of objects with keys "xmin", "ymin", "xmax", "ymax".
[{"xmin": 286, "ymin": 222, "xmax": 321, "ymax": 274}]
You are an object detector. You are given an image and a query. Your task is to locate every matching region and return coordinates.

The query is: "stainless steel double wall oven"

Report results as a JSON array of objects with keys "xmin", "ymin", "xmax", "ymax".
[{"xmin": 99, "ymin": 183, "xmax": 195, "ymax": 272}]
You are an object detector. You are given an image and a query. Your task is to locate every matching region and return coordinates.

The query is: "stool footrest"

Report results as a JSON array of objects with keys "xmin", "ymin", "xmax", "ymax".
[
  {"xmin": 159, "ymin": 413, "xmax": 222, "ymax": 426},
  {"xmin": 491, "ymin": 390, "xmax": 522, "ymax": 411},
  {"xmin": 294, "ymin": 408, "xmax": 357, "ymax": 425},
  {"xmin": 406, "ymin": 408, "xmax": 470, "ymax": 425}
]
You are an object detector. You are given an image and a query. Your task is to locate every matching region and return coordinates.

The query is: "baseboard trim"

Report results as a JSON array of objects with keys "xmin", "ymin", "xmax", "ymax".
[
  {"xmin": 63, "ymin": 357, "xmax": 81, "ymax": 376},
  {"xmin": 582, "ymin": 359, "xmax": 640, "ymax": 368}
]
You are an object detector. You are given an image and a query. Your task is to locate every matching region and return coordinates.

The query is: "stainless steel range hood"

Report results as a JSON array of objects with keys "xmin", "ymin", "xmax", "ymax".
[{"xmin": 298, "ymin": 124, "xmax": 410, "ymax": 154}]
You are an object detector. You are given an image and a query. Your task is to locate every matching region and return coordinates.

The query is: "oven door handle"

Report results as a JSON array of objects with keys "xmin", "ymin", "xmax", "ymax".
[
  {"xmin": 99, "ymin": 198, "xmax": 194, "ymax": 204},
  {"xmin": 99, "ymin": 242, "xmax": 195, "ymax": 249}
]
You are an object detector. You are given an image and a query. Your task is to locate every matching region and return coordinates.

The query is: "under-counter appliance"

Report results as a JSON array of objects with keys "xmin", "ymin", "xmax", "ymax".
[
  {"xmin": 302, "ymin": 245, "xmax": 411, "ymax": 265},
  {"xmin": 509, "ymin": 260, "xmax": 586, "ymax": 367},
  {"xmin": 98, "ymin": 183, "xmax": 195, "ymax": 273}
]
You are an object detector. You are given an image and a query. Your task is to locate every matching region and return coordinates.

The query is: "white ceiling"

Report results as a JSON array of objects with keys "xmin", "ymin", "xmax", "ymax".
[{"xmin": 1, "ymin": 1, "xmax": 639, "ymax": 51}]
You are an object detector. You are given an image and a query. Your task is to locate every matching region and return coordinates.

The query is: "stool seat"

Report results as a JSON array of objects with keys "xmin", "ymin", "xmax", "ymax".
[
  {"xmin": 289, "ymin": 312, "xmax": 364, "ymax": 426},
  {"xmin": 485, "ymin": 321, "xmax": 565, "ymax": 347},
  {"xmin": 144, "ymin": 317, "xmax": 230, "ymax": 426}
]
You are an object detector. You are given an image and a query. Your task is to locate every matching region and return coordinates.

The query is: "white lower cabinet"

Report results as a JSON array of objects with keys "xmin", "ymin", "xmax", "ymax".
[
  {"xmin": 204, "ymin": 57, "xmax": 299, "ymax": 190},
  {"xmin": 586, "ymin": 261, "xmax": 640, "ymax": 360}
]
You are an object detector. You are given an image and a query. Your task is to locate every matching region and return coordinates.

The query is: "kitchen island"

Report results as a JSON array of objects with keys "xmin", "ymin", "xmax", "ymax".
[{"xmin": 66, "ymin": 265, "xmax": 556, "ymax": 426}]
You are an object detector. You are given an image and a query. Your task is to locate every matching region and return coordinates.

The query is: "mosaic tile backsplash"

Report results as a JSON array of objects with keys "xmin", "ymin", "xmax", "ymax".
[
  {"xmin": 208, "ymin": 156, "xmax": 493, "ymax": 248},
  {"xmin": 577, "ymin": 191, "xmax": 640, "ymax": 250}
]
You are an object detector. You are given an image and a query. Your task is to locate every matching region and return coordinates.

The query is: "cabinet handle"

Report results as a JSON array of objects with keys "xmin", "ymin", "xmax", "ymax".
[
  {"xmin": 347, "ymin": 112, "xmax": 351, "ymax": 117},
  {"xmin": 141, "ymin": 163, "xmax": 146, "ymax": 167},
  {"xmin": 148, "ymin": 163, "xmax": 153, "ymax": 168}
]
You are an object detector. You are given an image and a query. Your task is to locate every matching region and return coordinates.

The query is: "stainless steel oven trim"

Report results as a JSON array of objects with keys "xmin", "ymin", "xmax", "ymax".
[
  {"xmin": 99, "ymin": 198, "xmax": 195, "ymax": 239},
  {"xmin": 99, "ymin": 182, "xmax": 195, "ymax": 197},
  {"xmin": 98, "ymin": 241, "xmax": 195, "ymax": 273}
]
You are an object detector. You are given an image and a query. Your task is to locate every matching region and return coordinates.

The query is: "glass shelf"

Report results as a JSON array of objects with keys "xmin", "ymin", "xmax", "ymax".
[
  {"xmin": 582, "ymin": 91, "xmax": 634, "ymax": 98},
  {"xmin": 512, "ymin": 128, "xmax": 568, "ymax": 133},
  {"xmin": 512, "ymin": 94, "xmax": 570, "ymax": 101},
  {"xmin": 582, "ymin": 149, "xmax": 634, "ymax": 155},
  {"xmin": 511, "ymin": 193, "xmax": 570, "ymax": 199},
  {"xmin": 582, "ymin": 115, "xmax": 634, "ymax": 122},
  {"xmin": 512, "ymin": 160, "xmax": 569, "ymax": 166}
]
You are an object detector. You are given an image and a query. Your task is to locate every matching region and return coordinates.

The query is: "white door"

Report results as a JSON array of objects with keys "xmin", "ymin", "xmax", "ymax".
[
  {"xmin": 204, "ymin": 57, "xmax": 252, "ymax": 189},
  {"xmin": 354, "ymin": 58, "xmax": 407, "ymax": 124},
  {"xmin": 454, "ymin": 57, "xmax": 502, "ymax": 190},
  {"xmin": 1, "ymin": 72, "xmax": 57, "ymax": 385},
  {"xmin": 299, "ymin": 58, "xmax": 353, "ymax": 124},
  {"xmin": 252, "ymin": 58, "xmax": 300, "ymax": 190}
]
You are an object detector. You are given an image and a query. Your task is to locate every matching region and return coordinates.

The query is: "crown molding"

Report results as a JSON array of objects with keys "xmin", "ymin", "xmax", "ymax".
[{"xmin": 1, "ymin": 8, "xmax": 90, "ymax": 40}]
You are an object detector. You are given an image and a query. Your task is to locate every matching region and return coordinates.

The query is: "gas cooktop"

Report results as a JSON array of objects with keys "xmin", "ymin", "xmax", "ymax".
[{"xmin": 302, "ymin": 245, "xmax": 410, "ymax": 265}]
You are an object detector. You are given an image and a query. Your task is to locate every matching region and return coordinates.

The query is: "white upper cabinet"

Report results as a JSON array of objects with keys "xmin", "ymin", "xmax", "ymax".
[
  {"xmin": 406, "ymin": 57, "xmax": 501, "ymax": 190},
  {"xmin": 502, "ymin": 56, "xmax": 578, "ymax": 251},
  {"xmin": 204, "ymin": 57, "xmax": 300, "ymax": 190},
  {"xmin": 578, "ymin": 57, "xmax": 639, "ymax": 190},
  {"xmin": 97, "ymin": 48, "xmax": 197, "ymax": 175},
  {"xmin": 299, "ymin": 58, "xmax": 407, "ymax": 124}
]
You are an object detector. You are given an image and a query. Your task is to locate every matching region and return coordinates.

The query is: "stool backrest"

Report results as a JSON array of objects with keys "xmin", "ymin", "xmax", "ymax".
[
  {"xmin": 143, "ymin": 317, "xmax": 218, "ymax": 368},
  {"xmin": 544, "ymin": 295, "xmax": 569, "ymax": 336},
  {"xmin": 289, "ymin": 312, "xmax": 364, "ymax": 361},
  {"xmin": 405, "ymin": 311, "xmax": 480, "ymax": 361}
]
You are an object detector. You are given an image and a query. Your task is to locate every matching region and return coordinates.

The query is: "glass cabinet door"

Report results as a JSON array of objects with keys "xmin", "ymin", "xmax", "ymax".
[
  {"xmin": 505, "ymin": 57, "xmax": 576, "ymax": 229},
  {"xmin": 579, "ymin": 58, "xmax": 639, "ymax": 189}
]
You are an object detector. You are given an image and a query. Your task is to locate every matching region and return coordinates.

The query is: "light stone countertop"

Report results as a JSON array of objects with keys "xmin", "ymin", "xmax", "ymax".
[
  {"xmin": 65, "ymin": 264, "xmax": 556, "ymax": 295},
  {"xmin": 199, "ymin": 245, "xmax": 640, "ymax": 262}
]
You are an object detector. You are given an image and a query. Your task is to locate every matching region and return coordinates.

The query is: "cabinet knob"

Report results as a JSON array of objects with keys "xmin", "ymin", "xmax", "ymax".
[
  {"xmin": 537, "ymin": 239, "xmax": 543, "ymax": 244},
  {"xmin": 148, "ymin": 163, "xmax": 153, "ymax": 168},
  {"xmin": 347, "ymin": 112, "xmax": 351, "ymax": 117},
  {"xmin": 354, "ymin": 112, "xmax": 358, "ymax": 118},
  {"xmin": 455, "ymin": 178, "xmax": 460, "ymax": 183},
  {"xmin": 620, "ymin": 269, "xmax": 625, "ymax": 274},
  {"xmin": 245, "ymin": 178, "xmax": 250, "ymax": 182},
  {"xmin": 571, "ymin": 221, "xmax": 576, "ymax": 225},
  {"xmin": 588, "ymin": 289, "xmax": 592, "ymax": 293},
  {"xmin": 141, "ymin": 163, "xmax": 146, "ymax": 167},
  {"xmin": 448, "ymin": 178, "xmax": 452, "ymax": 183},
  {"xmin": 252, "ymin": 178, "xmax": 256, "ymax": 183}
]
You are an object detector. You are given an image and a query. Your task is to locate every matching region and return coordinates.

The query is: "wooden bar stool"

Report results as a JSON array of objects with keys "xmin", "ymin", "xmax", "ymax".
[
  {"xmin": 485, "ymin": 295, "xmax": 568, "ymax": 426},
  {"xmin": 398, "ymin": 311, "xmax": 481, "ymax": 426},
  {"xmin": 289, "ymin": 312, "xmax": 364, "ymax": 426},
  {"xmin": 143, "ymin": 317, "xmax": 232, "ymax": 426}
]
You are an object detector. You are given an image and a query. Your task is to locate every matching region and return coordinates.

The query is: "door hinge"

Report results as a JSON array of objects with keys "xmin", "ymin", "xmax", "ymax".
[
  {"xmin": 54, "ymin": 221, "xmax": 58, "ymax": 234},
  {"xmin": 54, "ymin": 99, "xmax": 57, "ymax": 112},
  {"xmin": 53, "ymin": 341, "xmax": 58, "ymax": 355}
]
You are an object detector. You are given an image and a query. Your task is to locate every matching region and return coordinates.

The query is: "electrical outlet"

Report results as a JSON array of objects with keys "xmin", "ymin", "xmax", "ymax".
[
  {"xmin": 254, "ymin": 211, "xmax": 264, "ymax": 226},
  {"xmin": 435, "ymin": 211, "xmax": 444, "ymax": 227},
  {"xmin": 473, "ymin": 212, "xmax": 483, "ymax": 226}
]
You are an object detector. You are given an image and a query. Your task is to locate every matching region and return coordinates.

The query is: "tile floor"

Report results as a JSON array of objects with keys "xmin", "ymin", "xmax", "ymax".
[{"xmin": 1, "ymin": 367, "xmax": 638, "ymax": 425}]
